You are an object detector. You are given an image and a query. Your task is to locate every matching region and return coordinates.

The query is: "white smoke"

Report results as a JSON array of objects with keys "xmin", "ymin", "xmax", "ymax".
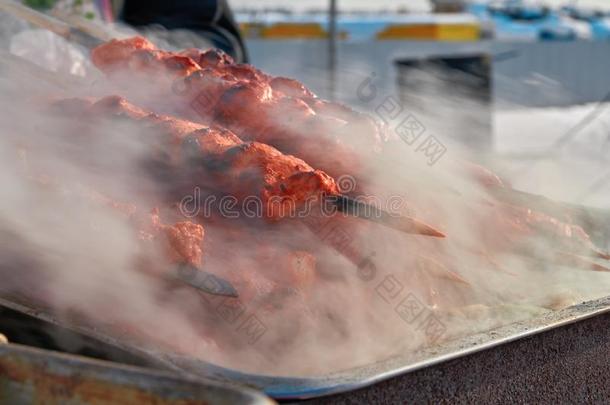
[{"xmin": 1, "ymin": 11, "xmax": 610, "ymax": 380}]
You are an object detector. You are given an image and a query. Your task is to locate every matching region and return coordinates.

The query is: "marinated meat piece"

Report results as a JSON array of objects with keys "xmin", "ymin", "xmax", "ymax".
[
  {"xmin": 185, "ymin": 127, "xmax": 242, "ymax": 159},
  {"xmin": 512, "ymin": 205, "xmax": 607, "ymax": 259},
  {"xmin": 182, "ymin": 49, "xmax": 267, "ymax": 82},
  {"xmin": 138, "ymin": 209, "xmax": 205, "ymax": 269},
  {"xmin": 91, "ymin": 95, "xmax": 150, "ymax": 119},
  {"xmin": 215, "ymin": 142, "xmax": 339, "ymax": 220},
  {"xmin": 52, "ymin": 96, "xmax": 207, "ymax": 165},
  {"xmin": 128, "ymin": 49, "xmax": 201, "ymax": 77},
  {"xmin": 192, "ymin": 48, "xmax": 235, "ymax": 69},
  {"xmin": 179, "ymin": 68, "xmax": 241, "ymax": 121},
  {"xmin": 51, "ymin": 96, "xmax": 341, "ymax": 221},
  {"xmin": 210, "ymin": 84, "xmax": 369, "ymax": 178},
  {"xmin": 456, "ymin": 160, "xmax": 507, "ymax": 189},
  {"xmin": 476, "ymin": 202, "xmax": 609, "ymax": 263},
  {"xmin": 91, "ymin": 36, "xmax": 157, "ymax": 73},
  {"xmin": 211, "ymin": 82, "xmax": 274, "ymax": 128},
  {"xmin": 223, "ymin": 63, "xmax": 269, "ymax": 83},
  {"xmin": 43, "ymin": 186, "xmax": 207, "ymax": 272},
  {"xmin": 90, "ymin": 37, "xmax": 380, "ymax": 179},
  {"xmin": 202, "ymin": 224, "xmax": 320, "ymax": 308},
  {"xmin": 270, "ymin": 76, "xmax": 316, "ymax": 99},
  {"xmin": 163, "ymin": 221, "xmax": 205, "ymax": 266},
  {"xmin": 92, "ymin": 37, "xmax": 201, "ymax": 78}
]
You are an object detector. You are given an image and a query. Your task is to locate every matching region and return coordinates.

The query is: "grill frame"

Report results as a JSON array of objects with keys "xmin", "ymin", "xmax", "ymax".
[
  {"xmin": 0, "ymin": 341, "xmax": 274, "ymax": 405},
  {"xmin": 2, "ymin": 290, "xmax": 610, "ymax": 400}
]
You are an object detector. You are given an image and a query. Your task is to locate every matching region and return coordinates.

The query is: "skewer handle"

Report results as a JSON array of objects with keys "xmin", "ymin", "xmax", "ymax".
[{"xmin": 328, "ymin": 194, "xmax": 446, "ymax": 238}]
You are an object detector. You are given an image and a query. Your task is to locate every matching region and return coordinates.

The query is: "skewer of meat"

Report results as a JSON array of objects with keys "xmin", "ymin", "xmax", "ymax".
[
  {"xmin": 70, "ymin": 98, "xmax": 610, "ymax": 282},
  {"xmin": 16, "ymin": 7, "xmax": 606, "ymax": 355},
  {"xmin": 471, "ymin": 200, "xmax": 610, "ymax": 272},
  {"xmin": 46, "ymin": 96, "xmax": 465, "ymax": 306},
  {"xmin": 51, "ymin": 95, "xmax": 445, "ymax": 237},
  {"xmin": 48, "ymin": 96, "xmax": 463, "ymax": 311},
  {"xmin": 88, "ymin": 40, "xmax": 444, "ymax": 236},
  {"xmin": 52, "ymin": 95, "xmax": 610, "ymax": 278},
  {"xmin": 88, "ymin": 38, "xmax": 578, "ymax": 207},
  {"xmin": 90, "ymin": 37, "xmax": 379, "ymax": 181},
  {"xmin": 16, "ymin": 146, "xmax": 238, "ymax": 298},
  {"xmin": 88, "ymin": 39, "xmax": 610, "ymax": 270}
]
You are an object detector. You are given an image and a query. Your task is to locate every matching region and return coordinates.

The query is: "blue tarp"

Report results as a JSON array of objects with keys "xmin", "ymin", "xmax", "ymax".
[{"xmin": 468, "ymin": 1, "xmax": 610, "ymax": 41}]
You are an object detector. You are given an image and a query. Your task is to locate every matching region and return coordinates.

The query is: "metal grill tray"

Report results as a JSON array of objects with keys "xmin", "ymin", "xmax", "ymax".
[{"xmin": 2, "ymin": 289, "xmax": 609, "ymax": 400}]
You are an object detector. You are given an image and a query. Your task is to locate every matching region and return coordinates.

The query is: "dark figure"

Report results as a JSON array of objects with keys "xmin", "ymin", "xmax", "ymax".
[{"xmin": 120, "ymin": 0, "xmax": 248, "ymax": 62}]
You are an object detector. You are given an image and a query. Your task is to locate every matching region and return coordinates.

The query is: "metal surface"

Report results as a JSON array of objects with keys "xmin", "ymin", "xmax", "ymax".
[
  {"xmin": 330, "ymin": 194, "xmax": 445, "ymax": 237},
  {"xmin": 2, "ymin": 288, "xmax": 610, "ymax": 400},
  {"xmin": 175, "ymin": 264, "xmax": 239, "ymax": 298},
  {"xmin": 0, "ymin": 290, "xmax": 207, "ymax": 375},
  {"xmin": 162, "ymin": 295, "xmax": 610, "ymax": 400},
  {"xmin": 0, "ymin": 342, "xmax": 275, "ymax": 405},
  {"xmin": 308, "ymin": 301, "xmax": 610, "ymax": 404}
]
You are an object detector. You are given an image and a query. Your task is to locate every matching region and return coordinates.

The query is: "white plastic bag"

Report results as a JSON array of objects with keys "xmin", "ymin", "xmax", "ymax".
[{"xmin": 10, "ymin": 28, "xmax": 93, "ymax": 76}]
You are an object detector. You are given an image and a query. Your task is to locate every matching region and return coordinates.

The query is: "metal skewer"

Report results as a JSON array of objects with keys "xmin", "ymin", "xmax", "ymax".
[
  {"xmin": 176, "ymin": 264, "xmax": 238, "ymax": 298},
  {"xmin": 327, "ymin": 194, "xmax": 446, "ymax": 238}
]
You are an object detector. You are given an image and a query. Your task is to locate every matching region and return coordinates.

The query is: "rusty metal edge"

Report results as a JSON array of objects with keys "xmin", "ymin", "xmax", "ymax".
[
  {"xmin": 0, "ymin": 296, "xmax": 181, "ymax": 372},
  {"xmin": 0, "ymin": 341, "xmax": 275, "ymax": 404},
  {"xmin": 3, "ymin": 293, "xmax": 610, "ymax": 400}
]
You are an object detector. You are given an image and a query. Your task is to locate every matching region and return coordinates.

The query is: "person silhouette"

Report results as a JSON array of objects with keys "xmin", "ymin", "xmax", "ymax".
[{"xmin": 119, "ymin": 0, "xmax": 248, "ymax": 62}]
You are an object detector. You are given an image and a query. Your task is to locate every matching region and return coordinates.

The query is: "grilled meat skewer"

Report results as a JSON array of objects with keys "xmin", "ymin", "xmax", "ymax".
[
  {"xmin": 52, "ymin": 95, "xmax": 445, "ymax": 237},
  {"xmin": 80, "ymin": 37, "xmax": 610, "ymax": 274}
]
